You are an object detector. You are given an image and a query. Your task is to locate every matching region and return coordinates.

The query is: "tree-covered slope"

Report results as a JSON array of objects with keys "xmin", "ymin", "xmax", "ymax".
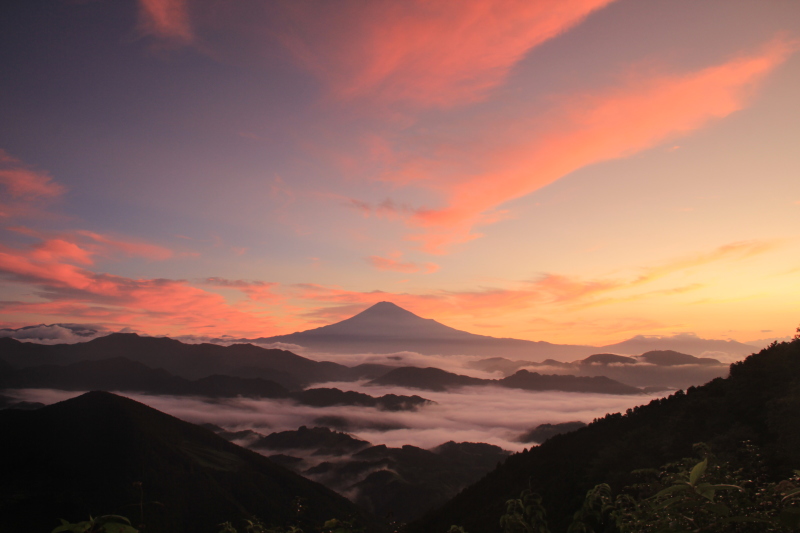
[
  {"xmin": 409, "ymin": 337, "xmax": 800, "ymax": 533},
  {"xmin": 0, "ymin": 391, "xmax": 370, "ymax": 533}
]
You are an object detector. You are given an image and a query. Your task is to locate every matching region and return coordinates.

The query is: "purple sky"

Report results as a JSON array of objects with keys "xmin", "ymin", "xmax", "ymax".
[{"xmin": 1, "ymin": 0, "xmax": 799, "ymax": 345}]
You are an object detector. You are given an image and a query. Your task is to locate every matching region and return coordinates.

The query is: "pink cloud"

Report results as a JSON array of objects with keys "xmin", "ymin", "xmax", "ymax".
[
  {"xmin": 377, "ymin": 38, "xmax": 798, "ymax": 253},
  {"xmin": 203, "ymin": 277, "xmax": 283, "ymax": 303},
  {"xmin": 0, "ymin": 150, "xmax": 65, "ymax": 219},
  {"xmin": 367, "ymin": 253, "xmax": 439, "ymax": 274},
  {"xmin": 0, "ymin": 238, "xmax": 277, "ymax": 336},
  {"xmin": 77, "ymin": 231, "xmax": 173, "ymax": 261},
  {"xmin": 275, "ymin": 0, "xmax": 616, "ymax": 107},
  {"xmin": 137, "ymin": 0, "xmax": 193, "ymax": 42}
]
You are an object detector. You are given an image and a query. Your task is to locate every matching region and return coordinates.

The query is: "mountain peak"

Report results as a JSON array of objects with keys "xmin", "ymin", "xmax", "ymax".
[
  {"xmin": 355, "ymin": 301, "xmax": 422, "ymax": 319},
  {"xmin": 296, "ymin": 301, "xmax": 476, "ymax": 340}
]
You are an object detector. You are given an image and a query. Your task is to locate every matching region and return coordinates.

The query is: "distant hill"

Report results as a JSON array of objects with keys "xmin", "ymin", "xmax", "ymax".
[
  {"xmin": 518, "ymin": 421, "xmax": 587, "ymax": 444},
  {"xmin": 469, "ymin": 349, "xmax": 729, "ymax": 390},
  {"xmin": 0, "ymin": 357, "xmax": 430, "ymax": 410},
  {"xmin": 599, "ymin": 333, "xmax": 757, "ymax": 358},
  {"xmin": 245, "ymin": 302, "xmax": 596, "ymax": 360},
  {"xmin": 0, "ymin": 391, "xmax": 368, "ymax": 533},
  {"xmin": 245, "ymin": 424, "xmax": 511, "ymax": 523},
  {"xmin": 367, "ymin": 366, "xmax": 642, "ymax": 394},
  {"xmin": 408, "ymin": 338, "xmax": 800, "ymax": 533},
  {"xmin": 0, "ymin": 334, "xmax": 391, "ymax": 389}
]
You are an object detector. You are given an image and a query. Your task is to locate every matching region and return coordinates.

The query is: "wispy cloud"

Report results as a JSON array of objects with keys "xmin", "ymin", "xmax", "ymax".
[
  {"xmin": 137, "ymin": 0, "xmax": 193, "ymax": 43},
  {"xmin": 367, "ymin": 252, "xmax": 439, "ymax": 274},
  {"xmin": 0, "ymin": 149, "xmax": 65, "ymax": 219},
  {"xmin": 203, "ymin": 277, "xmax": 282, "ymax": 303},
  {"xmin": 273, "ymin": 0, "xmax": 615, "ymax": 108},
  {"xmin": 366, "ymin": 38, "xmax": 798, "ymax": 253}
]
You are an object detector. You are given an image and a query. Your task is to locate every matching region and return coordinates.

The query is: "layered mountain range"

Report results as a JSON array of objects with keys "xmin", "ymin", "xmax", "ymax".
[{"xmin": 2, "ymin": 301, "xmax": 760, "ymax": 361}]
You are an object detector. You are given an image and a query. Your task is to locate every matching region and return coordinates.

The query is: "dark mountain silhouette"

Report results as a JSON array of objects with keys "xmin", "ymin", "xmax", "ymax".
[
  {"xmin": 245, "ymin": 301, "xmax": 596, "ymax": 359},
  {"xmin": 335, "ymin": 441, "xmax": 511, "ymax": 523},
  {"xmin": 291, "ymin": 388, "xmax": 431, "ymax": 411},
  {"xmin": 368, "ymin": 366, "xmax": 642, "ymax": 394},
  {"xmin": 497, "ymin": 369, "xmax": 641, "ymax": 394},
  {"xmin": 408, "ymin": 338, "xmax": 800, "ymax": 533},
  {"xmin": 637, "ymin": 349, "xmax": 722, "ymax": 366},
  {"xmin": 368, "ymin": 366, "xmax": 486, "ymax": 391},
  {"xmin": 253, "ymin": 426, "xmax": 371, "ymax": 456},
  {"xmin": 0, "ymin": 334, "xmax": 390, "ymax": 389},
  {"xmin": 468, "ymin": 349, "xmax": 728, "ymax": 390},
  {"xmin": 0, "ymin": 357, "xmax": 429, "ymax": 410},
  {"xmin": 0, "ymin": 391, "xmax": 368, "ymax": 533},
  {"xmin": 518, "ymin": 421, "xmax": 587, "ymax": 444},
  {"xmin": 580, "ymin": 353, "xmax": 638, "ymax": 365}
]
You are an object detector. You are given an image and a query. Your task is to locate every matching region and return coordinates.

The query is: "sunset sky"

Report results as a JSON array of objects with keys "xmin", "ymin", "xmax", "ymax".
[{"xmin": 1, "ymin": 0, "xmax": 799, "ymax": 345}]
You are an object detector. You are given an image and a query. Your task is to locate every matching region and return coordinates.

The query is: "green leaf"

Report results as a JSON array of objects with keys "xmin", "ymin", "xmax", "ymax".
[
  {"xmin": 695, "ymin": 483, "xmax": 716, "ymax": 502},
  {"xmin": 782, "ymin": 487, "xmax": 800, "ymax": 501},
  {"xmin": 707, "ymin": 484, "xmax": 742, "ymax": 492},
  {"xmin": 705, "ymin": 503, "xmax": 730, "ymax": 516},
  {"xmin": 689, "ymin": 458, "xmax": 707, "ymax": 486}
]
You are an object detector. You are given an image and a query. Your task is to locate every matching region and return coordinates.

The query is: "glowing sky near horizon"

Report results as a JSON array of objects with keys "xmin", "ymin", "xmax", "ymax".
[{"xmin": 1, "ymin": 0, "xmax": 799, "ymax": 345}]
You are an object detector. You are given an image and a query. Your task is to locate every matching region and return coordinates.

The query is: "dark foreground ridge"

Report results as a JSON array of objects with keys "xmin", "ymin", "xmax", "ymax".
[
  {"xmin": 409, "ymin": 338, "xmax": 800, "ymax": 532},
  {"xmin": 0, "ymin": 391, "xmax": 369, "ymax": 533}
]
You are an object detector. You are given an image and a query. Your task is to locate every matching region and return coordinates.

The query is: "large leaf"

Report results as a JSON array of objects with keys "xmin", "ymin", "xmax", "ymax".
[{"xmin": 689, "ymin": 459, "xmax": 707, "ymax": 486}]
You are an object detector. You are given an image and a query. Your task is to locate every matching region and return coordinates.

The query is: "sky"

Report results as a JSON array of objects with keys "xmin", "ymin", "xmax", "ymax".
[{"xmin": 1, "ymin": 0, "xmax": 800, "ymax": 346}]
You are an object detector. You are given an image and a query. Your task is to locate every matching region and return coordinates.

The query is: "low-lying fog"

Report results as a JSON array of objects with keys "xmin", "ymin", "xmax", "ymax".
[{"xmin": 9, "ymin": 382, "xmax": 670, "ymax": 452}]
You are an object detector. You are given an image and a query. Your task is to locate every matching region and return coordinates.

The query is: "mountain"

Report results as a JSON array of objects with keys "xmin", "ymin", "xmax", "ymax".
[
  {"xmin": 599, "ymin": 333, "xmax": 758, "ymax": 358},
  {"xmin": 247, "ymin": 302, "xmax": 596, "ymax": 360},
  {"xmin": 0, "ymin": 357, "xmax": 430, "ymax": 410},
  {"xmin": 252, "ymin": 426, "xmax": 372, "ymax": 456},
  {"xmin": 468, "ymin": 349, "xmax": 729, "ymax": 390},
  {"xmin": 368, "ymin": 366, "xmax": 486, "ymax": 391},
  {"xmin": 0, "ymin": 391, "xmax": 368, "ymax": 533},
  {"xmin": 518, "ymin": 421, "xmax": 588, "ymax": 444},
  {"xmin": 497, "ymin": 369, "xmax": 641, "ymax": 394},
  {"xmin": 0, "ymin": 334, "xmax": 390, "ymax": 389},
  {"xmin": 0, "ymin": 323, "xmax": 104, "ymax": 343},
  {"xmin": 408, "ymin": 337, "xmax": 800, "ymax": 533},
  {"xmin": 367, "ymin": 366, "xmax": 642, "ymax": 394},
  {"xmin": 247, "ymin": 425, "xmax": 512, "ymax": 523}
]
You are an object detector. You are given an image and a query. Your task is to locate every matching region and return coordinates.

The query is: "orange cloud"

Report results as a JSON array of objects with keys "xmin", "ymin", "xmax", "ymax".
[
  {"xmin": 367, "ymin": 253, "xmax": 439, "ymax": 274},
  {"xmin": 0, "ymin": 240, "xmax": 277, "ymax": 337},
  {"xmin": 392, "ymin": 38, "xmax": 798, "ymax": 252},
  {"xmin": 0, "ymin": 150, "xmax": 65, "ymax": 219},
  {"xmin": 265, "ymin": 0, "xmax": 616, "ymax": 107},
  {"xmin": 203, "ymin": 277, "xmax": 283, "ymax": 303},
  {"xmin": 293, "ymin": 238, "xmax": 781, "ymax": 327},
  {"xmin": 77, "ymin": 231, "xmax": 174, "ymax": 261},
  {"xmin": 137, "ymin": 0, "xmax": 193, "ymax": 42}
]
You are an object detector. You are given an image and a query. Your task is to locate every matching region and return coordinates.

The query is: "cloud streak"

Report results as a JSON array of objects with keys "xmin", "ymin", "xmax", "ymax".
[
  {"xmin": 377, "ymin": 38, "xmax": 799, "ymax": 252},
  {"xmin": 274, "ymin": 0, "xmax": 616, "ymax": 107},
  {"xmin": 367, "ymin": 253, "xmax": 439, "ymax": 274},
  {"xmin": 137, "ymin": 0, "xmax": 193, "ymax": 43}
]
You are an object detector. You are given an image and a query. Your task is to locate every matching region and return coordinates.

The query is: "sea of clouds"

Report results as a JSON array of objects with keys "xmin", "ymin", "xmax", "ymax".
[{"xmin": 8, "ymin": 382, "xmax": 670, "ymax": 453}]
